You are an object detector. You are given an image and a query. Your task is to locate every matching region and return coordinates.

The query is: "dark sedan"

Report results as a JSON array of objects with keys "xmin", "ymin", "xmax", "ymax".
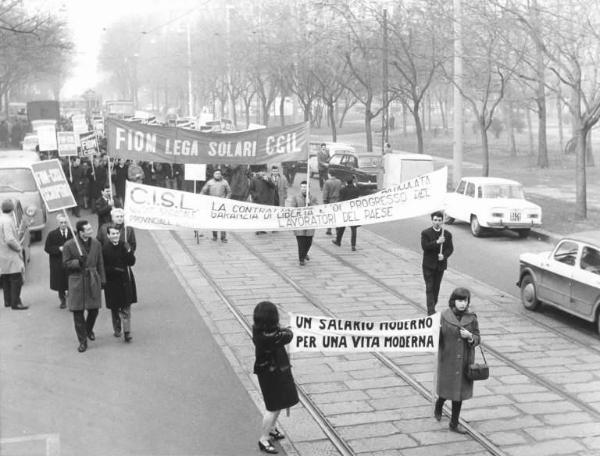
[{"xmin": 327, "ymin": 152, "xmax": 381, "ymax": 196}]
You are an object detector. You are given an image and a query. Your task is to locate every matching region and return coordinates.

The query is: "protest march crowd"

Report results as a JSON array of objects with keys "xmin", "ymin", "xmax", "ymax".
[{"xmin": 0, "ymin": 118, "xmax": 485, "ymax": 454}]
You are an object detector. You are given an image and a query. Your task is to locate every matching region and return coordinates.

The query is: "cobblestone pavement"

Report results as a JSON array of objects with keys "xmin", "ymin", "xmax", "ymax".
[{"xmin": 153, "ymin": 223, "xmax": 600, "ymax": 456}]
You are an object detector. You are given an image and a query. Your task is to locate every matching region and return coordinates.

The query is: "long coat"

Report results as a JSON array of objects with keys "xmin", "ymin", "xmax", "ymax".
[
  {"xmin": 437, "ymin": 307, "xmax": 481, "ymax": 401},
  {"xmin": 421, "ymin": 226, "xmax": 454, "ymax": 271},
  {"xmin": 0, "ymin": 212, "xmax": 23, "ymax": 274},
  {"xmin": 249, "ymin": 176, "xmax": 276, "ymax": 205},
  {"xmin": 97, "ymin": 224, "xmax": 137, "ymax": 252},
  {"xmin": 286, "ymin": 192, "xmax": 318, "ymax": 237},
  {"xmin": 102, "ymin": 241, "xmax": 137, "ymax": 310},
  {"xmin": 62, "ymin": 237, "xmax": 105, "ymax": 311},
  {"xmin": 44, "ymin": 227, "xmax": 73, "ymax": 291}
]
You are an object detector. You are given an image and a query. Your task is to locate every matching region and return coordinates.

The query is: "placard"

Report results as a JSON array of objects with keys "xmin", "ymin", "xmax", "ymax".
[
  {"xmin": 184, "ymin": 164, "xmax": 206, "ymax": 181},
  {"xmin": 37, "ymin": 124, "xmax": 58, "ymax": 151},
  {"xmin": 80, "ymin": 131, "xmax": 98, "ymax": 156},
  {"xmin": 57, "ymin": 131, "xmax": 77, "ymax": 157},
  {"xmin": 31, "ymin": 159, "xmax": 76, "ymax": 211}
]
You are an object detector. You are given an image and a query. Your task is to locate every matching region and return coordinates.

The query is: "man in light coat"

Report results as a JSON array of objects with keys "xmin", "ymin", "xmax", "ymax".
[
  {"xmin": 0, "ymin": 199, "xmax": 27, "ymax": 310},
  {"xmin": 63, "ymin": 220, "xmax": 106, "ymax": 353},
  {"xmin": 286, "ymin": 181, "xmax": 318, "ymax": 266},
  {"xmin": 200, "ymin": 169, "xmax": 232, "ymax": 242},
  {"xmin": 270, "ymin": 165, "xmax": 288, "ymax": 207}
]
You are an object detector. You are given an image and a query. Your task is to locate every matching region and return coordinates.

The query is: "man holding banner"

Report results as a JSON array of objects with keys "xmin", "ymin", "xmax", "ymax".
[
  {"xmin": 286, "ymin": 181, "xmax": 318, "ymax": 266},
  {"xmin": 200, "ymin": 169, "xmax": 232, "ymax": 242}
]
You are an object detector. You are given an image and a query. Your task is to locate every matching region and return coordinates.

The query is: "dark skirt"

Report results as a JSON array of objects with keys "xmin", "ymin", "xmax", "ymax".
[{"xmin": 257, "ymin": 368, "xmax": 299, "ymax": 412}]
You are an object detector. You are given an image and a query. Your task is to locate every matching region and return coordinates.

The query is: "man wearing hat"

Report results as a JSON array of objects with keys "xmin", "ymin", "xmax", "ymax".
[{"xmin": 0, "ymin": 199, "xmax": 28, "ymax": 310}]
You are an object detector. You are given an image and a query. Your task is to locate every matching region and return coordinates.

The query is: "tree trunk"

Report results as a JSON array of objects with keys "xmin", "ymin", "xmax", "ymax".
[
  {"xmin": 279, "ymin": 96, "xmax": 285, "ymax": 126},
  {"xmin": 587, "ymin": 129, "xmax": 595, "ymax": 167},
  {"xmin": 327, "ymin": 102, "xmax": 337, "ymax": 142},
  {"xmin": 557, "ymin": 94, "xmax": 564, "ymax": 154},
  {"xmin": 412, "ymin": 104, "xmax": 424, "ymax": 154},
  {"xmin": 402, "ymin": 103, "xmax": 407, "ymax": 136},
  {"xmin": 245, "ymin": 102, "xmax": 251, "ymax": 128},
  {"xmin": 506, "ymin": 101, "xmax": 517, "ymax": 157},
  {"xmin": 526, "ymin": 108, "xmax": 534, "ymax": 156},
  {"xmin": 480, "ymin": 118, "xmax": 490, "ymax": 177},
  {"xmin": 536, "ymin": 93, "xmax": 548, "ymax": 168},
  {"xmin": 575, "ymin": 124, "xmax": 587, "ymax": 218},
  {"xmin": 427, "ymin": 94, "xmax": 432, "ymax": 132},
  {"xmin": 438, "ymin": 96, "xmax": 447, "ymax": 132},
  {"xmin": 364, "ymin": 102, "xmax": 374, "ymax": 152}
]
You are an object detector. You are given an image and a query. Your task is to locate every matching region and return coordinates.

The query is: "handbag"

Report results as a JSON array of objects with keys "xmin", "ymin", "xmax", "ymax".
[{"xmin": 466, "ymin": 345, "xmax": 489, "ymax": 381}]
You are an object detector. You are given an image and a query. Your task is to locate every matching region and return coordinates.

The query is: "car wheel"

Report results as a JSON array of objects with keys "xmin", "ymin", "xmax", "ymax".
[
  {"xmin": 520, "ymin": 274, "xmax": 540, "ymax": 311},
  {"xmin": 516, "ymin": 228, "xmax": 531, "ymax": 239},
  {"xmin": 470, "ymin": 215, "xmax": 483, "ymax": 237},
  {"xmin": 444, "ymin": 215, "xmax": 455, "ymax": 225}
]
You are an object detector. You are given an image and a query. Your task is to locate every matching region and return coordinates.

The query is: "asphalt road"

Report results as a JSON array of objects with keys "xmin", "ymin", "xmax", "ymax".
[
  {"xmin": 365, "ymin": 215, "xmax": 554, "ymax": 298},
  {"xmin": 0, "ymin": 213, "xmax": 263, "ymax": 456}
]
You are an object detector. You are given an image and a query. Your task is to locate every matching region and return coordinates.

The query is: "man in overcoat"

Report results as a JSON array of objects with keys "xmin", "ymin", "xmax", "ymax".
[
  {"xmin": 421, "ymin": 211, "xmax": 454, "ymax": 315},
  {"xmin": 0, "ymin": 199, "xmax": 27, "ymax": 310},
  {"xmin": 286, "ymin": 181, "xmax": 318, "ymax": 266},
  {"xmin": 102, "ymin": 224, "xmax": 136, "ymax": 342},
  {"xmin": 249, "ymin": 170, "xmax": 276, "ymax": 235},
  {"xmin": 269, "ymin": 165, "xmax": 288, "ymax": 207},
  {"xmin": 322, "ymin": 170, "xmax": 342, "ymax": 235},
  {"xmin": 63, "ymin": 220, "xmax": 105, "ymax": 353},
  {"xmin": 95, "ymin": 187, "xmax": 121, "ymax": 236},
  {"xmin": 44, "ymin": 213, "xmax": 73, "ymax": 308}
]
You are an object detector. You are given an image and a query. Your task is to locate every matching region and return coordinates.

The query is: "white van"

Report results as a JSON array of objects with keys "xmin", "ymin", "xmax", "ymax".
[{"xmin": 382, "ymin": 152, "xmax": 434, "ymax": 188}]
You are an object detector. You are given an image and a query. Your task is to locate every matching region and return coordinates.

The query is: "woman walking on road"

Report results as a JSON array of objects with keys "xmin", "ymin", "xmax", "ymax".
[
  {"xmin": 435, "ymin": 287, "xmax": 480, "ymax": 434},
  {"xmin": 253, "ymin": 301, "xmax": 299, "ymax": 454}
]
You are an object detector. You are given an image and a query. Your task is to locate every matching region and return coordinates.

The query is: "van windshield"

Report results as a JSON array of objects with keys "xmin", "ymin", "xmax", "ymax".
[{"xmin": 0, "ymin": 168, "xmax": 37, "ymax": 192}]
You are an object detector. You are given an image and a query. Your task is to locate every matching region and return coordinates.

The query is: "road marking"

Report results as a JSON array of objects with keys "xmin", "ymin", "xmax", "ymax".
[{"xmin": 0, "ymin": 433, "xmax": 60, "ymax": 456}]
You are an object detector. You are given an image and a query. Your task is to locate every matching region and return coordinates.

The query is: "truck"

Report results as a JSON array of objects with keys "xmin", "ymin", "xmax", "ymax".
[{"xmin": 26, "ymin": 100, "xmax": 60, "ymax": 123}]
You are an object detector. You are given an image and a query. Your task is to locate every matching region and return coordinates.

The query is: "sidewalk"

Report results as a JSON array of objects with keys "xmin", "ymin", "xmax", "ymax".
[{"xmin": 154, "ymin": 224, "xmax": 600, "ymax": 456}]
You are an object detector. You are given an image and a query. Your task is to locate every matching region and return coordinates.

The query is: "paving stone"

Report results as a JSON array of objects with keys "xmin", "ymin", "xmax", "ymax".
[
  {"xmin": 542, "ymin": 412, "xmax": 595, "ymax": 425},
  {"xmin": 320, "ymin": 400, "xmax": 373, "ymax": 415},
  {"xmin": 525, "ymin": 422, "xmax": 600, "ymax": 440},
  {"xmin": 515, "ymin": 401, "xmax": 580, "ymax": 415},
  {"xmin": 302, "ymin": 381, "xmax": 348, "ymax": 394},
  {"xmin": 327, "ymin": 359, "xmax": 382, "ymax": 371},
  {"xmin": 369, "ymin": 395, "xmax": 428, "ymax": 411},
  {"xmin": 410, "ymin": 429, "xmax": 470, "ymax": 445},
  {"xmin": 311, "ymin": 390, "xmax": 369, "ymax": 404},
  {"xmin": 348, "ymin": 433, "xmax": 418, "ymax": 452},
  {"xmin": 337, "ymin": 422, "xmax": 398, "ymax": 440},
  {"xmin": 463, "ymin": 405, "xmax": 521, "ymax": 421},
  {"xmin": 329, "ymin": 410, "xmax": 402, "ymax": 426},
  {"xmin": 365, "ymin": 386, "xmax": 416, "ymax": 399},
  {"xmin": 395, "ymin": 441, "xmax": 485, "ymax": 456},
  {"xmin": 477, "ymin": 416, "xmax": 545, "ymax": 432},
  {"xmin": 291, "ymin": 439, "xmax": 341, "ymax": 456},
  {"xmin": 492, "ymin": 384, "xmax": 547, "ymax": 394},
  {"xmin": 506, "ymin": 439, "xmax": 584, "ymax": 456},
  {"xmin": 487, "ymin": 431, "xmax": 528, "ymax": 445},
  {"xmin": 512, "ymin": 392, "xmax": 564, "ymax": 403}
]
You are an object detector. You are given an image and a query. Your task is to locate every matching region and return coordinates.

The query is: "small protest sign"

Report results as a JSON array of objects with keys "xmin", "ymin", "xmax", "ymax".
[
  {"xmin": 37, "ymin": 124, "xmax": 58, "ymax": 151},
  {"xmin": 289, "ymin": 313, "xmax": 441, "ymax": 353},
  {"xmin": 57, "ymin": 131, "xmax": 77, "ymax": 157},
  {"xmin": 80, "ymin": 131, "xmax": 98, "ymax": 156},
  {"xmin": 31, "ymin": 159, "xmax": 76, "ymax": 212},
  {"xmin": 184, "ymin": 164, "xmax": 206, "ymax": 181}
]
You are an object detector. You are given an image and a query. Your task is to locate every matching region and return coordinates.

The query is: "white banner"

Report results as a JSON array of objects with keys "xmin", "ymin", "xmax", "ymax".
[
  {"xmin": 289, "ymin": 313, "xmax": 440, "ymax": 353},
  {"xmin": 123, "ymin": 167, "xmax": 447, "ymax": 231}
]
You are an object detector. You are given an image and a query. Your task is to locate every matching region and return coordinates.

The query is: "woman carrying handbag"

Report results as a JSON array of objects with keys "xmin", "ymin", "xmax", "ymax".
[
  {"xmin": 434, "ymin": 287, "xmax": 481, "ymax": 434},
  {"xmin": 253, "ymin": 301, "xmax": 299, "ymax": 454}
]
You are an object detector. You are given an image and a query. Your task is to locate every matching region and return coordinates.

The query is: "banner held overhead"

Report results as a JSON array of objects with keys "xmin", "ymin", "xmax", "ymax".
[{"xmin": 106, "ymin": 118, "xmax": 309, "ymax": 165}]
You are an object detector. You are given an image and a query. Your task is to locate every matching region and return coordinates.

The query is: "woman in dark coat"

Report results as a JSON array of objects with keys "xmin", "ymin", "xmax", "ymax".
[
  {"xmin": 102, "ymin": 224, "xmax": 136, "ymax": 342},
  {"xmin": 253, "ymin": 301, "xmax": 299, "ymax": 454},
  {"xmin": 435, "ymin": 287, "xmax": 480, "ymax": 434}
]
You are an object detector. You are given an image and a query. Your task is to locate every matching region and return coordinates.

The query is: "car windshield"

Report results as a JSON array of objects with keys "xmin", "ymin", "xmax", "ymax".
[
  {"xmin": 481, "ymin": 184, "xmax": 524, "ymax": 199},
  {"xmin": 0, "ymin": 168, "xmax": 37, "ymax": 192}
]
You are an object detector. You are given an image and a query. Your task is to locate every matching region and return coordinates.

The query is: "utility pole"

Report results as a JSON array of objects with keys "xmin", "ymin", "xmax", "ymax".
[
  {"xmin": 452, "ymin": 0, "xmax": 463, "ymax": 186},
  {"xmin": 382, "ymin": 8, "xmax": 389, "ymax": 154},
  {"xmin": 186, "ymin": 20, "xmax": 193, "ymax": 117}
]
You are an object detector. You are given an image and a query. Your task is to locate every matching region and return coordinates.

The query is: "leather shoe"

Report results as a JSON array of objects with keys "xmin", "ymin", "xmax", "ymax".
[
  {"xmin": 114, "ymin": 330, "xmax": 121, "ymax": 338},
  {"xmin": 351, "ymin": 246, "xmax": 356, "ymax": 251},
  {"xmin": 87, "ymin": 331, "xmax": 95, "ymax": 341},
  {"xmin": 124, "ymin": 332, "xmax": 132, "ymax": 342},
  {"xmin": 59, "ymin": 302, "xmax": 66, "ymax": 309},
  {"xmin": 305, "ymin": 255, "xmax": 310, "ymax": 261},
  {"xmin": 11, "ymin": 304, "xmax": 29, "ymax": 310},
  {"xmin": 78, "ymin": 342, "xmax": 87, "ymax": 353},
  {"xmin": 449, "ymin": 423, "xmax": 468, "ymax": 434},
  {"xmin": 434, "ymin": 410, "xmax": 442, "ymax": 421},
  {"xmin": 299, "ymin": 260, "xmax": 305, "ymax": 266},
  {"xmin": 332, "ymin": 240, "xmax": 341, "ymax": 247},
  {"xmin": 258, "ymin": 440, "xmax": 278, "ymax": 454}
]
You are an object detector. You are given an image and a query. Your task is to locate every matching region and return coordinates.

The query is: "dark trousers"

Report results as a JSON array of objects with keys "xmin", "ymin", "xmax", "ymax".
[
  {"xmin": 212, "ymin": 231, "xmax": 227, "ymax": 240},
  {"xmin": 73, "ymin": 309, "xmax": 99, "ymax": 344},
  {"xmin": 423, "ymin": 267, "xmax": 445, "ymax": 315},
  {"xmin": 295, "ymin": 235, "xmax": 313, "ymax": 261},
  {"xmin": 336, "ymin": 226, "xmax": 357, "ymax": 247},
  {"xmin": 435, "ymin": 397, "xmax": 462, "ymax": 426},
  {"xmin": 1, "ymin": 273, "xmax": 23, "ymax": 308}
]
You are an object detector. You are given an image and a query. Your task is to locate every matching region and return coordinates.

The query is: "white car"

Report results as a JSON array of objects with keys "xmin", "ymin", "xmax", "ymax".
[{"xmin": 445, "ymin": 177, "xmax": 542, "ymax": 238}]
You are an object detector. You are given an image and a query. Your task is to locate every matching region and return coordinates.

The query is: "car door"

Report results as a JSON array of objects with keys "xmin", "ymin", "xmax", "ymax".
[
  {"xmin": 446, "ymin": 179, "xmax": 467, "ymax": 221},
  {"xmin": 537, "ymin": 240, "xmax": 578, "ymax": 310},
  {"xmin": 571, "ymin": 245, "xmax": 600, "ymax": 319},
  {"xmin": 327, "ymin": 154, "xmax": 345, "ymax": 181}
]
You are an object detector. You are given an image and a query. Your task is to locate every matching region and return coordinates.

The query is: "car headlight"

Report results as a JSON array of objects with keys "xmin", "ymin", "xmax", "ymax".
[{"xmin": 25, "ymin": 206, "xmax": 37, "ymax": 217}]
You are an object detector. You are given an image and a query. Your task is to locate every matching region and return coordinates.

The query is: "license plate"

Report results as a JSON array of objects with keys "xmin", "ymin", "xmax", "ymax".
[{"xmin": 510, "ymin": 211, "xmax": 521, "ymax": 222}]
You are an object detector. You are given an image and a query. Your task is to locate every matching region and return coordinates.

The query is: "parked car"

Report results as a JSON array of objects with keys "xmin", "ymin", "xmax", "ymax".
[
  {"xmin": 517, "ymin": 231, "xmax": 600, "ymax": 333},
  {"xmin": 282, "ymin": 141, "xmax": 356, "ymax": 180},
  {"xmin": 328, "ymin": 152, "xmax": 380, "ymax": 196},
  {"xmin": 444, "ymin": 177, "xmax": 542, "ymax": 238},
  {"xmin": 0, "ymin": 150, "xmax": 46, "ymax": 241}
]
